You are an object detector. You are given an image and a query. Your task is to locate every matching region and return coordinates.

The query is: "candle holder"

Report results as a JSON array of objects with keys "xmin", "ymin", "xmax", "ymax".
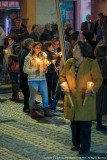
[{"xmin": 83, "ymin": 81, "xmax": 94, "ymax": 106}]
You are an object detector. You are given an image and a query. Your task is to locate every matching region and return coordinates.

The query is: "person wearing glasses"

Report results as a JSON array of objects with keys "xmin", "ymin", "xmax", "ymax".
[
  {"xmin": 59, "ymin": 41, "xmax": 102, "ymax": 156},
  {"xmin": 23, "ymin": 42, "xmax": 52, "ymax": 119}
]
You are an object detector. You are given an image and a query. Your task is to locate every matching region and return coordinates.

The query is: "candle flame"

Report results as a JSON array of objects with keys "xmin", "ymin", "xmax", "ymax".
[
  {"xmin": 5, "ymin": 49, "xmax": 8, "ymax": 54},
  {"xmin": 87, "ymin": 81, "xmax": 94, "ymax": 90}
]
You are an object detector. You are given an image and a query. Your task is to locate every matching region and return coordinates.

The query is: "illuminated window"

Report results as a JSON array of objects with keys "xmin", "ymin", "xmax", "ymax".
[
  {"xmin": 2, "ymin": 1, "xmax": 8, "ymax": 7},
  {"xmin": 15, "ymin": 2, "xmax": 20, "ymax": 7},
  {"xmin": 9, "ymin": 1, "xmax": 15, "ymax": 7}
]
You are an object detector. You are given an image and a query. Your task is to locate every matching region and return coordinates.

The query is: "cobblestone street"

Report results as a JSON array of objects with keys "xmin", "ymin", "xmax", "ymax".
[{"xmin": 0, "ymin": 85, "xmax": 107, "ymax": 160}]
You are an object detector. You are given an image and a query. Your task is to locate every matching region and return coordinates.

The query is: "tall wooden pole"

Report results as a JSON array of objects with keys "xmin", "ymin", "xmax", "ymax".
[{"xmin": 55, "ymin": 0, "xmax": 67, "ymax": 67}]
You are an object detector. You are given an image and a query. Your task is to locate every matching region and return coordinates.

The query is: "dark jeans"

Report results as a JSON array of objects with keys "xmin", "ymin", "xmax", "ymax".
[
  {"xmin": 46, "ymin": 72, "xmax": 55, "ymax": 103},
  {"xmin": 10, "ymin": 72, "xmax": 18, "ymax": 84},
  {"xmin": 71, "ymin": 121, "xmax": 92, "ymax": 151},
  {"xmin": 0, "ymin": 46, "xmax": 3, "ymax": 64},
  {"xmin": 22, "ymin": 82, "xmax": 30, "ymax": 109},
  {"xmin": 52, "ymin": 72, "xmax": 58, "ymax": 95},
  {"xmin": 51, "ymin": 81, "xmax": 61, "ymax": 109}
]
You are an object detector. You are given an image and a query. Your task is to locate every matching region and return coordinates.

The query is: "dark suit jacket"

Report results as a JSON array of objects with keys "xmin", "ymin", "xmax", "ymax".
[{"xmin": 81, "ymin": 21, "xmax": 94, "ymax": 31}]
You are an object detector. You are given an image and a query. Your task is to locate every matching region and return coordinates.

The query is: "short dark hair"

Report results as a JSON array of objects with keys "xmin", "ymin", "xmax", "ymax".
[
  {"xmin": 82, "ymin": 31, "xmax": 94, "ymax": 42},
  {"xmin": 43, "ymin": 41, "xmax": 52, "ymax": 51},
  {"xmin": 23, "ymin": 38, "xmax": 34, "ymax": 49},
  {"xmin": 32, "ymin": 24, "xmax": 38, "ymax": 31},
  {"xmin": 69, "ymin": 31, "xmax": 79, "ymax": 41},
  {"xmin": 8, "ymin": 34, "xmax": 18, "ymax": 42},
  {"xmin": 95, "ymin": 44, "xmax": 107, "ymax": 58},
  {"xmin": 98, "ymin": 13, "xmax": 103, "ymax": 17},
  {"xmin": 74, "ymin": 41, "xmax": 92, "ymax": 57},
  {"xmin": 15, "ymin": 18, "xmax": 21, "ymax": 23},
  {"xmin": 52, "ymin": 38, "xmax": 60, "ymax": 45}
]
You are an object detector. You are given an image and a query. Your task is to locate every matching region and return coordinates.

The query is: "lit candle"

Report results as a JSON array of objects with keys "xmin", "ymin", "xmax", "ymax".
[
  {"xmin": 61, "ymin": 82, "xmax": 74, "ymax": 107},
  {"xmin": 52, "ymin": 60, "xmax": 55, "ymax": 64},
  {"xmin": 58, "ymin": 52, "xmax": 62, "ymax": 57},
  {"xmin": 87, "ymin": 81, "xmax": 94, "ymax": 90},
  {"xmin": 4, "ymin": 49, "xmax": 8, "ymax": 54},
  {"xmin": 83, "ymin": 81, "xmax": 94, "ymax": 106},
  {"xmin": 42, "ymin": 52, "xmax": 47, "ymax": 59},
  {"xmin": 44, "ymin": 59, "xmax": 51, "ymax": 66}
]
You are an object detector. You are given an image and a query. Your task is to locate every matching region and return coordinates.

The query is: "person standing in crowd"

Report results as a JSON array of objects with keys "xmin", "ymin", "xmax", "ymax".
[
  {"xmin": 23, "ymin": 42, "xmax": 52, "ymax": 119},
  {"xmin": 94, "ymin": 13, "xmax": 103, "ymax": 35},
  {"xmin": 81, "ymin": 14, "xmax": 94, "ymax": 32},
  {"xmin": 50, "ymin": 38, "xmax": 73, "ymax": 110},
  {"xmin": 10, "ymin": 18, "xmax": 29, "ymax": 45},
  {"xmin": 94, "ymin": 44, "xmax": 107, "ymax": 131},
  {"xmin": 19, "ymin": 38, "xmax": 34, "ymax": 113},
  {"xmin": 0, "ymin": 26, "xmax": 6, "ymax": 75},
  {"xmin": 59, "ymin": 41, "xmax": 102, "ymax": 156},
  {"xmin": 64, "ymin": 23, "xmax": 72, "ymax": 31},
  {"xmin": 21, "ymin": 18, "xmax": 29, "ymax": 29},
  {"xmin": 102, "ymin": 29, "xmax": 107, "ymax": 45},
  {"xmin": 82, "ymin": 31, "xmax": 97, "ymax": 59},
  {"xmin": 51, "ymin": 38, "xmax": 61, "ymax": 97},
  {"xmin": 29, "ymin": 24, "xmax": 39, "ymax": 42},
  {"xmin": 44, "ymin": 24, "xmax": 53, "ymax": 41},
  {"xmin": 69, "ymin": 31, "xmax": 79, "ymax": 52},
  {"xmin": 8, "ymin": 34, "xmax": 21, "ymax": 101},
  {"xmin": 96, "ymin": 16, "xmax": 104, "ymax": 43},
  {"xmin": 43, "ymin": 41, "xmax": 55, "ymax": 104}
]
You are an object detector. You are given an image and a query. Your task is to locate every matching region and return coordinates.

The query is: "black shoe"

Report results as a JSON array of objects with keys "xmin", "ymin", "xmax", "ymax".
[
  {"xmin": 23, "ymin": 108, "xmax": 30, "ymax": 113},
  {"xmin": 96, "ymin": 125, "xmax": 107, "ymax": 131},
  {"xmin": 35, "ymin": 100, "xmax": 40, "ymax": 104},
  {"xmin": 79, "ymin": 149, "xmax": 90, "ymax": 156},
  {"xmin": 71, "ymin": 145, "xmax": 81, "ymax": 151},
  {"xmin": 44, "ymin": 107, "xmax": 53, "ymax": 117},
  {"xmin": 49, "ymin": 106, "xmax": 56, "ymax": 110}
]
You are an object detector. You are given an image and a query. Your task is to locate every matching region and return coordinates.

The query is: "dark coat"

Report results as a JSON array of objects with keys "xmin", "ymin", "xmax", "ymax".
[
  {"xmin": 29, "ymin": 32, "xmax": 39, "ymax": 42},
  {"xmin": 96, "ymin": 58, "xmax": 107, "ymax": 115},
  {"xmin": 45, "ymin": 50, "xmax": 55, "ymax": 73},
  {"xmin": 18, "ymin": 48, "xmax": 30, "ymax": 89},
  {"xmin": 10, "ymin": 26, "xmax": 29, "ymax": 41},
  {"xmin": 94, "ymin": 20, "xmax": 99, "ymax": 35},
  {"xmin": 44, "ymin": 29, "xmax": 53, "ymax": 41},
  {"xmin": 81, "ymin": 21, "xmax": 94, "ymax": 31}
]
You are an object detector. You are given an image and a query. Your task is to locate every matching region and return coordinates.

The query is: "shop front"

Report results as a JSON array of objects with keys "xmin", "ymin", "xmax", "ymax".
[{"xmin": 0, "ymin": 0, "xmax": 20, "ymax": 35}]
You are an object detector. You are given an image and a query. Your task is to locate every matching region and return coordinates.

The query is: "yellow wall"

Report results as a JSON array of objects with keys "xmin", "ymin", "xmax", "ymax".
[{"xmin": 20, "ymin": 0, "xmax": 36, "ymax": 33}]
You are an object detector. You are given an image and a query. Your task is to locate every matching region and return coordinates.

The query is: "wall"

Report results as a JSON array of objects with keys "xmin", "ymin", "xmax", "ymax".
[
  {"xmin": 91, "ymin": 0, "xmax": 107, "ymax": 22},
  {"xmin": 20, "ymin": 0, "xmax": 36, "ymax": 33},
  {"xmin": 36, "ymin": 0, "xmax": 57, "ymax": 25},
  {"xmin": 75, "ymin": 0, "xmax": 91, "ymax": 31}
]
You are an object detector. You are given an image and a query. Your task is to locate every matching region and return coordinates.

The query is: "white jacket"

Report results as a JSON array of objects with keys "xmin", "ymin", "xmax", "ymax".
[{"xmin": 0, "ymin": 26, "xmax": 6, "ymax": 46}]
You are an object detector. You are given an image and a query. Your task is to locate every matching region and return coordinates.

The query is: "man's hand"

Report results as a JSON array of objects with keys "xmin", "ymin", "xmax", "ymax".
[{"xmin": 85, "ymin": 89, "xmax": 95, "ymax": 96}]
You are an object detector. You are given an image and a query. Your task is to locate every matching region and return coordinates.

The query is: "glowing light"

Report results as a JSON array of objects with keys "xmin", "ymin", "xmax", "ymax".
[{"xmin": 87, "ymin": 81, "xmax": 94, "ymax": 90}]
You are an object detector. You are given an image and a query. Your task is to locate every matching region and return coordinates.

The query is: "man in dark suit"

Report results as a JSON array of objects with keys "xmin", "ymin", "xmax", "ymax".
[{"xmin": 81, "ymin": 14, "xmax": 94, "ymax": 32}]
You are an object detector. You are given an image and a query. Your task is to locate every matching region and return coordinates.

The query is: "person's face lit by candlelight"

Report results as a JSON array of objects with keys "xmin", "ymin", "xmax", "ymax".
[
  {"xmin": 73, "ymin": 44, "xmax": 83, "ymax": 61},
  {"xmin": 33, "ymin": 44, "xmax": 42, "ymax": 56}
]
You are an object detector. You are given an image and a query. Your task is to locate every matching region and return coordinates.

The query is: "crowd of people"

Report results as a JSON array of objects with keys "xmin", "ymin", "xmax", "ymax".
[{"xmin": 0, "ymin": 12, "xmax": 107, "ymax": 156}]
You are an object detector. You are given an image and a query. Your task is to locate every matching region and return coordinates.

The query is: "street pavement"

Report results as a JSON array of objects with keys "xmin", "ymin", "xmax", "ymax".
[{"xmin": 0, "ymin": 84, "xmax": 107, "ymax": 160}]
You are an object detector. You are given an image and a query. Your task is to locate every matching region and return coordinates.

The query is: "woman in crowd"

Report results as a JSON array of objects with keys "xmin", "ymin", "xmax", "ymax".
[
  {"xmin": 7, "ymin": 34, "xmax": 21, "ymax": 101},
  {"xmin": 43, "ymin": 41, "xmax": 55, "ymax": 104},
  {"xmin": 23, "ymin": 42, "xmax": 52, "ymax": 119},
  {"xmin": 19, "ymin": 38, "xmax": 34, "ymax": 113},
  {"xmin": 29, "ymin": 24, "xmax": 39, "ymax": 42},
  {"xmin": 95, "ymin": 44, "xmax": 107, "ymax": 131},
  {"xmin": 59, "ymin": 41, "xmax": 102, "ymax": 156}
]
